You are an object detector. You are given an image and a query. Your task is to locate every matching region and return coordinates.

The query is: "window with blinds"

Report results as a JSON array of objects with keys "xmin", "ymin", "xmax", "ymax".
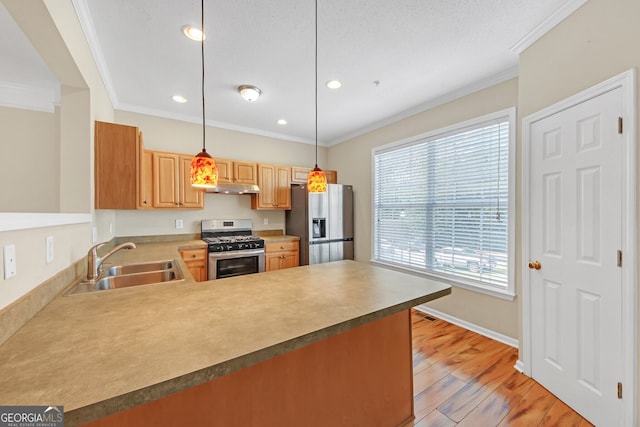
[{"xmin": 372, "ymin": 109, "xmax": 515, "ymax": 296}]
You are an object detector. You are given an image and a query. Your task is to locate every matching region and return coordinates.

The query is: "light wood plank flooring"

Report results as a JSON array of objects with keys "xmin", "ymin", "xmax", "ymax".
[{"xmin": 411, "ymin": 310, "xmax": 594, "ymax": 426}]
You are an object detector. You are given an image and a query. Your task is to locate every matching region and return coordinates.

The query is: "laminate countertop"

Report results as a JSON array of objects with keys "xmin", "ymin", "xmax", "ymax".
[{"xmin": 0, "ymin": 241, "xmax": 451, "ymax": 426}]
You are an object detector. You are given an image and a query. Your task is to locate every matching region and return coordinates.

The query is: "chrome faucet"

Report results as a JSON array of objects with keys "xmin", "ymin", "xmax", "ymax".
[{"xmin": 86, "ymin": 242, "xmax": 136, "ymax": 284}]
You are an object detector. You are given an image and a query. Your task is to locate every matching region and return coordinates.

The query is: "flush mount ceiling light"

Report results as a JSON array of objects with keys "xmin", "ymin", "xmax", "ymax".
[
  {"xmin": 307, "ymin": 0, "xmax": 327, "ymax": 193},
  {"xmin": 172, "ymin": 95, "xmax": 187, "ymax": 103},
  {"xmin": 326, "ymin": 80, "xmax": 342, "ymax": 89},
  {"xmin": 238, "ymin": 85, "xmax": 261, "ymax": 102},
  {"xmin": 277, "ymin": 119, "xmax": 288, "ymax": 125},
  {"xmin": 181, "ymin": 25, "xmax": 206, "ymax": 41},
  {"xmin": 189, "ymin": 0, "xmax": 218, "ymax": 189}
]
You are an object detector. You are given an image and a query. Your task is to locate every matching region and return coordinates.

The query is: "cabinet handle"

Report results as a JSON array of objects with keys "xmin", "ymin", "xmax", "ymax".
[
  {"xmin": 280, "ymin": 245, "xmax": 285, "ymax": 249},
  {"xmin": 192, "ymin": 254, "xmax": 197, "ymax": 258}
]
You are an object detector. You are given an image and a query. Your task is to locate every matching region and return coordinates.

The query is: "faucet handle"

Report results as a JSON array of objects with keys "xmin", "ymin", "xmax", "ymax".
[{"xmin": 89, "ymin": 242, "xmax": 107, "ymax": 254}]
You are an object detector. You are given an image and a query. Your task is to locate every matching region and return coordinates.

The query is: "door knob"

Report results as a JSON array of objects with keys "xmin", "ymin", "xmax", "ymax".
[{"xmin": 528, "ymin": 260, "xmax": 541, "ymax": 270}]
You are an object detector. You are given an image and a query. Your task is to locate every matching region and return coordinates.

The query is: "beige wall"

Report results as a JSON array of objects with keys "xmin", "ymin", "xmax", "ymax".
[
  {"xmin": 0, "ymin": 106, "xmax": 59, "ymax": 212},
  {"xmin": 0, "ymin": 0, "xmax": 113, "ymax": 310},
  {"xmin": 329, "ymin": 78, "xmax": 520, "ymax": 339}
]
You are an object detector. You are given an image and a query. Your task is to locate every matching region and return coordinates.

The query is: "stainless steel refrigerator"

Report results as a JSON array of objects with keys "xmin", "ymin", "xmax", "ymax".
[{"xmin": 286, "ymin": 183, "xmax": 354, "ymax": 265}]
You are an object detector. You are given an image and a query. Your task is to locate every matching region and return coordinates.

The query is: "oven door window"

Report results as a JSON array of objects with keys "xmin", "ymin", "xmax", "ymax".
[{"xmin": 216, "ymin": 256, "xmax": 259, "ymax": 279}]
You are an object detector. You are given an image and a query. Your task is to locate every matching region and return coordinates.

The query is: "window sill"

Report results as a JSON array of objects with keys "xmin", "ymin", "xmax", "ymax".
[{"xmin": 370, "ymin": 259, "xmax": 516, "ymax": 301}]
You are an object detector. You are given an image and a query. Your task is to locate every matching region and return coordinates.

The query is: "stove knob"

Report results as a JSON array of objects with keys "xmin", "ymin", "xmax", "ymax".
[{"xmin": 227, "ymin": 244, "xmax": 233, "ymax": 251}]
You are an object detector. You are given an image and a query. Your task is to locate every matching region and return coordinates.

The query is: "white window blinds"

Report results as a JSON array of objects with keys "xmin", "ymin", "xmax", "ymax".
[{"xmin": 373, "ymin": 111, "xmax": 513, "ymax": 293}]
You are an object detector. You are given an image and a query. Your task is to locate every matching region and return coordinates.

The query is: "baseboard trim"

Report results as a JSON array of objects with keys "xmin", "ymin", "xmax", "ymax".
[
  {"xmin": 414, "ymin": 305, "xmax": 519, "ymax": 349},
  {"xmin": 514, "ymin": 359, "xmax": 525, "ymax": 373}
]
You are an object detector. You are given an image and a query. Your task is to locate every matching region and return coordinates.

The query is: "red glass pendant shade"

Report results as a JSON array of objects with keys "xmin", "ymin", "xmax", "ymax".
[
  {"xmin": 190, "ymin": 148, "xmax": 218, "ymax": 188},
  {"xmin": 307, "ymin": 165, "xmax": 327, "ymax": 193}
]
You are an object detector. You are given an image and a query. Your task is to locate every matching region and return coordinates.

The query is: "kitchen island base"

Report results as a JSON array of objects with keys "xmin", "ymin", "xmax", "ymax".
[{"xmin": 83, "ymin": 310, "xmax": 415, "ymax": 427}]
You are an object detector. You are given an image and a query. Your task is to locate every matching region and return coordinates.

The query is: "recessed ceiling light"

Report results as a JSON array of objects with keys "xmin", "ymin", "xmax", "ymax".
[
  {"xmin": 326, "ymin": 80, "xmax": 342, "ymax": 89},
  {"xmin": 172, "ymin": 95, "xmax": 187, "ymax": 103},
  {"xmin": 181, "ymin": 25, "xmax": 206, "ymax": 41},
  {"xmin": 277, "ymin": 119, "xmax": 288, "ymax": 125}
]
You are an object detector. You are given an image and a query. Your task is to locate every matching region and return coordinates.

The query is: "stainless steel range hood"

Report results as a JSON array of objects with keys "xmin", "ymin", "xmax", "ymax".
[{"xmin": 204, "ymin": 183, "xmax": 260, "ymax": 194}]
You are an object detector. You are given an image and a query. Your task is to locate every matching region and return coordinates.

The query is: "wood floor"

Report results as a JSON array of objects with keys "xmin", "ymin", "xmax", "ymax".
[{"xmin": 410, "ymin": 310, "xmax": 594, "ymax": 426}]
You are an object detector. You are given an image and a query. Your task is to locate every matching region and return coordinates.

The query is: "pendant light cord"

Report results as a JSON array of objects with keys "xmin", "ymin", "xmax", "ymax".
[
  {"xmin": 201, "ymin": 0, "xmax": 206, "ymax": 152},
  {"xmin": 314, "ymin": 0, "xmax": 318, "ymax": 168}
]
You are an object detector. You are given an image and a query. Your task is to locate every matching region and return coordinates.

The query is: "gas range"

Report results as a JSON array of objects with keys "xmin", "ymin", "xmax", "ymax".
[
  {"xmin": 202, "ymin": 219, "xmax": 266, "ymax": 280},
  {"xmin": 201, "ymin": 219, "xmax": 265, "ymax": 253},
  {"xmin": 202, "ymin": 235, "xmax": 265, "ymax": 252}
]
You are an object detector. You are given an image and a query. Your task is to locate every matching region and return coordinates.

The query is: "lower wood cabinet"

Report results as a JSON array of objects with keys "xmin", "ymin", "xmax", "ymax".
[
  {"xmin": 179, "ymin": 248, "xmax": 208, "ymax": 282},
  {"xmin": 265, "ymin": 240, "xmax": 299, "ymax": 271}
]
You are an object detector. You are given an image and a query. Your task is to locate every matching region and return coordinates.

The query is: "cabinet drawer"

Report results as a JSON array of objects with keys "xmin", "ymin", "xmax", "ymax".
[
  {"xmin": 180, "ymin": 248, "xmax": 207, "ymax": 261},
  {"xmin": 266, "ymin": 240, "xmax": 299, "ymax": 253}
]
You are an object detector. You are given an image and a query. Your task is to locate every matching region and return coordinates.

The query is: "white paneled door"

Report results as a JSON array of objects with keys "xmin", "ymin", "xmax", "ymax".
[{"xmin": 528, "ymin": 87, "xmax": 624, "ymax": 426}]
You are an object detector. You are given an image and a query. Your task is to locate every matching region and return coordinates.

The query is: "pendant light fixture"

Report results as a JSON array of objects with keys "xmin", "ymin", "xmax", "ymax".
[
  {"xmin": 307, "ymin": 0, "xmax": 327, "ymax": 193},
  {"xmin": 190, "ymin": 0, "xmax": 218, "ymax": 189}
]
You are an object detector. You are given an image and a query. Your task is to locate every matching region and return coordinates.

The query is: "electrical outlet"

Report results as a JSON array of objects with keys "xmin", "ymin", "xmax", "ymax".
[
  {"xmin": 92, "ymin": 226, "xmax": 98, "ymax": 243},
  {"xmin": 263, "ymin": 218, "xmax": 269, "ymax": 225},
  {"xmin": 175, "ymin": 219, "xmax": 184, "ymax": 229},
  {"xmin": 46, "ymin": 236, "xmax": 54, "ymax": 264},
  {"xmin": 4, "ymin": 245, "xmax": 16, "ymax": 279},
  {"xmin": 109, "ymin": 223, "xmax": 113, "ymax": 234}
]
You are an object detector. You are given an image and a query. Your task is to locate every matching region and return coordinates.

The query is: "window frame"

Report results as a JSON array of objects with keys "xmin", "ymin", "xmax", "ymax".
[{"xmin": 370, "ymin": 107, "xmax": 516, "ymax": 300}]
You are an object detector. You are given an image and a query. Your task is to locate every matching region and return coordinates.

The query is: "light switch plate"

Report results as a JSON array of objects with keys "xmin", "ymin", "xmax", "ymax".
[{"xmin": 4, "ymin": 244, "xmax": 16, "ymax": 279}]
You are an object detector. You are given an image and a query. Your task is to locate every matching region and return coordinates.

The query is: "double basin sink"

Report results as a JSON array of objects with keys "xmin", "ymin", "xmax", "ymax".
[{"xmin": 67, "ymin": 259, "xmax": 184, "ymax": 295}]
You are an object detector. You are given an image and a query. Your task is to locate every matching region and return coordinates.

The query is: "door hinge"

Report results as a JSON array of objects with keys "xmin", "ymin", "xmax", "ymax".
[
  {"xmin": 618, "ymin": 117, "xmax": 623, "ymax": 134},
  {"xmin": 617, "ymin": 250, "xmax": 622, "ymax": 267},
  {"xmin": 618, "ymin": 382, "xmax": 623, "ymax": 399}
]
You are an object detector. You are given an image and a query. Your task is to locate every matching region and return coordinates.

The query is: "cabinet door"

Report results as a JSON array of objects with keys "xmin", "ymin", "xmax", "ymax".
[
  {"xmin": 265, "ymin": 253, "xmax": 283, "ymax": 272},
  {"xmin": 138, "ymin": 149, "xmax": 153, "ymax": 209},
  {"xmin": 275, "ymin": 165, "xmax": 291, "ymax": 209},
  {"xmin": 291, "ymin": 166, "xmax": 311, "ymax": 184},
  {"xmin": 291, "ymin": 166, "xmax": 337, "ymax": 185},
  {"xmin": 153, "ymin": 152, "xmax": 180, "ymax": 207},
  {"xmin": 180, "ymin": 155, "xmax": 204, "ymax": 208},
  {"xmin": 180, "ymin": 248, "xmax": 208, "ymax": 281},
  {"xmin": 216, "ymin": 158, "xmax": 233, "ymax": 184},
  {"xmin": 95, "ymin": 121, "xmax": 139, "ymax": 209},
  {"xmin": 282, "ymin": 252, "xmax": 299, "ymax": 269},
  {"xmin": 234, "ymin": 161, "xmax": 257, "ymax": 184},
  {"xmin": 253, "ymin": 163, "xmax": 277, "ymax": 208}
]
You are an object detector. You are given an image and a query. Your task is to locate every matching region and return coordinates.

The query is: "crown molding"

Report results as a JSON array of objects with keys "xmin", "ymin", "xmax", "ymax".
[
  {"xmin": 0, "ymin": 81, "xmax": 59, "ymax": 113},
  {"xmin": 510, "ymin": 0, "xmax": 589, "ymax": 54},
  {"xmin": 71, "ymin": 0, "xmax": 119, "ymax": 107}
]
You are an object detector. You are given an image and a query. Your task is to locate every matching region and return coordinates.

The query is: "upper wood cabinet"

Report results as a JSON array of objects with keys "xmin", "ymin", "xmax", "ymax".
[
  {"xmin": 252, "ymin": 163, "xmax": 291, "ymax": 210},
  {"xmin": 290, "ymin": 166, "xmax": 338, "ymax": 185},
  {"xmin": 95, "ymin": 121, "xmax": 146, "ymax": 209},
  {"xmin": 138, "ymin": 149, "xmax": 153, "ymax": 209},
  {"xmin": 217, "ymin": 159, "xmax": 257, "ymax": 185},
  {"xmin": 153, "ymin": 152, "xmax": 204, "ymax": 209}
]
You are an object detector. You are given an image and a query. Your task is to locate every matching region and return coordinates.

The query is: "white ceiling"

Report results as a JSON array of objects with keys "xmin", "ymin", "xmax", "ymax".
[{"xmin": 1, "ymin": 0, "xmax": 584, "ymax": 145}]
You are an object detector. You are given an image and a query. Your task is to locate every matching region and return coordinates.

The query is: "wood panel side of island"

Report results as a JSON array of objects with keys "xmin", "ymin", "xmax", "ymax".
[{"xmin": 83, "ymin": 310, "xmax": 415, "ymax": 427}]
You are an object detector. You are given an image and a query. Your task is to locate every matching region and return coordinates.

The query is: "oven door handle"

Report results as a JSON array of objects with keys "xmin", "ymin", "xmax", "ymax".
[{"xmin": 209, "ymin": 248, "xmax": 265, "ymax": 258}]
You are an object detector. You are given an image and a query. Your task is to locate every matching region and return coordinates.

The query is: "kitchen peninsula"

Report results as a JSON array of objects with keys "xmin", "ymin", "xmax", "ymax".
[{"xmin": 0, "ymin": 241, "xmax": 451, "ymax": 426}]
